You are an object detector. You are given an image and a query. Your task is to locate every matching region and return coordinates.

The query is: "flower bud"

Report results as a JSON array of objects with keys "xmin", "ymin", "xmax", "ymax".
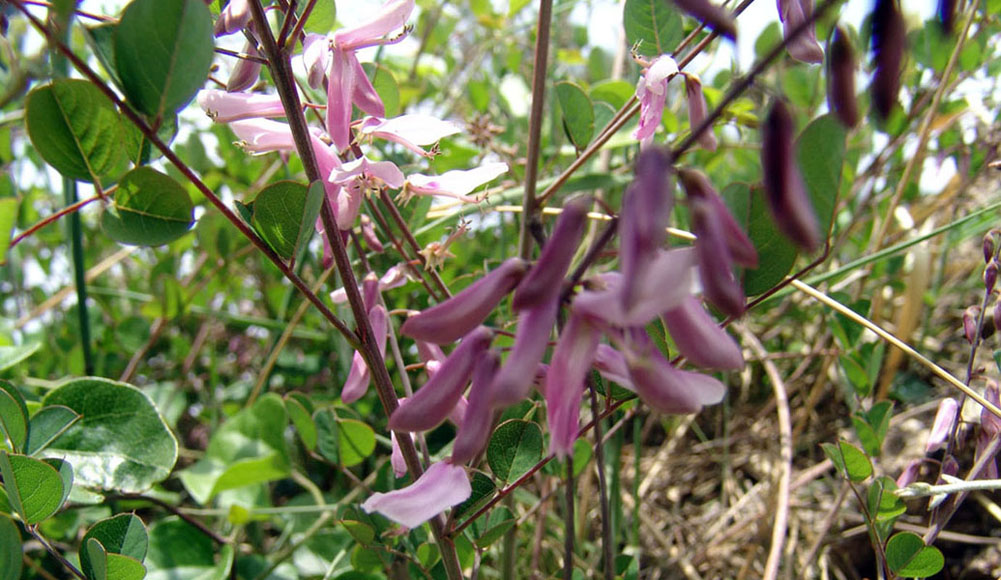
[
  {"xmin": 690, "ymin": 190, "xmax": 745, "ymax": 317},
  {"xmin": 400, "ymin": 258, "xmax": 528, "ymax": 344},
  {"xmin": 779, "ymin": 0, "xmax": 824, "ymax": 63},
  {"xmin": 827, "ymin": 26, "xmax": 858, "ymax": 129},
  {"xmin": 341, "ymin": 305, "xmax": 389, "ymax": 404},
  {"xmin": 491, "ymin": 299, "xmax": 559, "ymax": 408},
  {"xmin": 215, "ymin": 0, "xmax": 252, "ymax": 36},
  {"xmin": 937, "ymin": 0, "xmax": 956, "ymax": 34},
  {"xmin": 983, "ymin": 232, "xmax": 996, "ymax": 264},
  {"xmin": 227, "ymin": 40, "xmax": 262, "ymax": 93},
  {"xmin": 622, "ymin": 330, "xmax": 726, "ymax": 414},
  {"xmin": 545, "ymin": 312, "xmax": 601, "ymax": 458},
  {"xmin": 986, "ymin": 261, "xmax": 998, "ymax": 292},
  {"xmin": 671, "ymin": 0, "xmax": 737, "ymax": 40},
  {"xmin": 360, "ymin": 215, "xmax": 384, "ymax": 253},
  {"xmin": 963, "ymin": 305, "xmax": 982, "ymax": 344},
  {"xmin": 925, "ymin": 397, "xmax": 958, "ymax": 454},
  {"xmin": 619, "ymin": 148, "xmax": 674, "ymax": 309},
  {"xmin": 389, "ymin": 327, "xmax": 493, "ymax": 432},
  {"xmin": 994, "ymin": 301, "xmax": 1001, "ymax": 335},
  {"xmin": 896, "ymin": 459, "xmax": 922, "ymax": 487},
  {"xmin": 513, "ymin": 196, "xmax": 590, "ymax": 310},
  {"xmin": 870, "ymin": 0, "xmax": 906, "ymax": 120},
  {"xmin": 683, "ymin": 74, "xmax": 717, "ymax": 152},
  {"xmin": 679, "ymin": 169, "xmax": 757, "ymax": 268},
  {"xmin": 761, "ymin": 100, "xmax": 822, "ymax": 252},
  {"xmin": 982, "ymin": 380, "xmax": 1001, "ymax": 438}
]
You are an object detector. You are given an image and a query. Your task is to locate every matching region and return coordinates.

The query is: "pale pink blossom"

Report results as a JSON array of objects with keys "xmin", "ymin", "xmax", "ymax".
[
  {"xmin": 215, "ymin": 0, "xmax": 250, "ymax": 36},
  {"xmin": 341, "ymin": 305, "xmax": 389, "ymax": 403},
  {"xmin": 926, "ymin": 398, "xmax": 958, "ymax": 453},
  {"xmin": 361, "ymin": 460, "xmax": 471, "ymax": 528},
  {"xmin": 198, "ymin": 90, "xmax": 286, "ymax": 123},
  {"xmin": 402, "ymin": 163, "xmax": 509, "ymax": 203},
  {"xmin": 330, "ymin": 264, "xmax": 409, "ymax": 304},
  {"xmin": 634, "ymin": 55, "xmax": 679, "ymax": 146},
  {"xmin": 328, "ymin": 157, "xmax": 406, "ymax": 229},
  {"xmin": 359, "ymin": 115, "xmax": 463, "ymax": 157}
]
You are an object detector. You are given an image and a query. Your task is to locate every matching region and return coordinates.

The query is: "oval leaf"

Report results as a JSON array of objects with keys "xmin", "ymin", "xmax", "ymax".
[
  {"xmin": 336, "ymin": 419, "xmax": 376, "ymax": 468},
  {"xmin": 885, "ymin": 532, "xmax": 944, "ymax": 577},
  {"xmin": 742, "ymin": 184, "xmax": 798, "ymax": 295},
  {"xmin": 0, "ymin": 381, "xmax": 28, "ymax": 453},
  {"xmin": 555, "ymin": 81, "xmax": 595, "ymax": 151},
  {"xmin": 26, "ymin": 405, "xmax": 81, "ymax": 456},
  {"xmin": 42, "ymin": 378, "xmax": 178, "ymax": 493},
  {"xmin": 102, "ymin": 167, "xmax": 195, "ymax": 246},
  {"xmin": 795, "ymin": 114, "xmax": 845, "ymax": 234},
  {"xmin": 114, "ymin": 0, "xmax": 214, "ymax": 118},
  {"xmin": 821, "ymin": 440, "xmax": 872, "ymax": 483},
  {"xmin": 623, "ymin": 0, "xmax": 684, "ymax": 56},
  {"xmin": 0, "ymin": 343, "xmax": 41, "ymax": 372},
  {"xmin": 0, "ymin": 516, "xmax": 21, "ymax": 580},
  {"xmin": 0, "ymin": 452, "xmax": 67, "ymax": 524},
  {"xmin": 81, "ymin": 514, "xmax": 149, "ymax": 580},
  {"xmin": 249, "ymin": 180, "xmax": 322, "ymax": 261},
  {"xmin": 487, "ymin": 420, "xmax": 543, "ymax": 483},
  {"xmin": 24, "ymin": 79, "xmax": 125, "ymax": 183}
]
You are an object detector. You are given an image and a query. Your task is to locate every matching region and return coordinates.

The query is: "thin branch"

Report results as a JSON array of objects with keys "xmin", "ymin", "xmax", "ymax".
[
  {"xmin": 10, "ymin": 191, "xmax": 104, "ymax": 249},
  {"xmin": 517, "ymin": 0, "xmax": 555, "ymax": 259},
  {"xmin": 587, "ymin": 376, "xmax": 615, "ymax": 580}
]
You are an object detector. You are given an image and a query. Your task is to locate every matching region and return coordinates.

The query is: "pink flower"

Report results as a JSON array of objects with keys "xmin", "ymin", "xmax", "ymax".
[
  {"xmin": 490, "ymin": 299, "xmax": 559, "ymax": 408},
  {"xmin": 662, "ymin": 296, "xmax": 743, "ymax": 370},
  {"xmin": 618, "ymin": 148, "xmax": 674, "ymax": 310},
  {"xmin": 402, "ymin": 163, "xmax": 509, "ymax": 203},
  {"xmin": 683, "ymin": 73, "xmax": 718, "ymax": 152},
  {"xmin": 330, "ymin": 265, "xmax": 409, "ymax": 304},
  {"xmin": 361, "ymin": 460, "xmax": 471, "ymax": 528},
  {"xmin": 621, "ymin": 331, "xmax": 727, "ymax": 414},
  {"xmin": 452, "ymin": 351, "xmax": 501, "ymax": 465},
  {"xmin": 328, "ymin": 157, "xmax": 406, "ymax": 229},
  {"xmin": 215, "ymin": 0, "xmax": 250, "ymax": 36},
  {"xmin": 390, "ymin": 327, "xmax": 493, "ymax": 432},
  {"xmin": 634, "ymin": 55, "xmax": 679, "ymax": 147},
  {"xmin": 198, "ymin": 90, "xmax": 286, "ymax": 123},
  {"xmin": 359, "ymin": 115, "xmax": 463, "ymax": 157},
  {"xmin": 512, "ymin": 196, "xmax": 590, "ymax": 310},
  {"xmin": 925, "ymin": 398, "xmax": 958, "ymax": 453},
  {"xmin": 400, "ymin": 258, "xmax": 529, "ymax": 344},
  {"xmin": 545, "ymin": 312, "xmax": 600, "ymax": 457},
  {"xmin": 341, "ymin": 305, "xmax": 389, "ymax": 403},
  {"xmin": 227, "ymin": 41, "xmax": 263, "ymax": 93}
]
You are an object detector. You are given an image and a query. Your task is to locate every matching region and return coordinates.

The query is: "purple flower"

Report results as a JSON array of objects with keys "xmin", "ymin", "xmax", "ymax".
[
  {"xmin": 361, "ymin": 460, "xmax": 471, "ymax": 528},
  {"xmin": 621, "ymin": 331, "xmax": 727, "ymax": 414},
  {"xmin": 634, "ymin": 55, "xmax": 679, "ymax": 147},
  {"xmin": 679, "ymin": 168, "xmax": 757, "ymax": 268},
  {"xmin": 452, "ymin": 350, "xmax": 501, "ymax": 465},
  {"xmin": 545, "ymin": 312, "xmax": 600, "ymax": 458},
  {"xmin": 870, "ymin": 0, "xmax": 906, "ymax": 120},
  {"xmin": 827, "ymin": 26, "xmax": 859, "ymax": 129},
  {"xmin": 341, "ymin": 305, "xmax": 389, "ymax": 404},
  {"xmin": 662, "ymin": 296, "xmax": 743, "ymax": 370},
  {"xmin": 671, "ymin": 0, "xmax": 737, "ymax": 40},
  {"xmin": 198, "ymin": 91, "xmax": 287, "ymax": 123},
  {"xmin": 491, "ymin": 299, "xmax": 559, "ymax": 408},
  {"xmin": 389, "ymin": 327, "xmax": 493, "ymax": 432},
  {"xmin": 761, "ymin": 100, "xmax": 821, "ymax": 252},
  {"xmin": 778, "ymin": 0, "xmax": 824, "ymax": 63},
  {"xmin": 688, "ymin": 180, "xmax": 746, "ymax": 316},
  {"xmin": 619, "ymin": 148, "xmax": 674, "ymax": 310},
  {"xmin": 400, "ymin": 258, "xmax": 529, "ymax": 344},
  {"xmin": 513, "ymin": 196, "xmax": 591, "ymax": 310},
  {"xmin": 925, "ymin": 397, "xmax": 958, "ymax": 454},
  {"xmin": 215, "ymin": 0, "xmax": 250, "ymax": 36},
  {"xmin": 227, "ymin": 41, "xmax": 263, "ymax": 93}
]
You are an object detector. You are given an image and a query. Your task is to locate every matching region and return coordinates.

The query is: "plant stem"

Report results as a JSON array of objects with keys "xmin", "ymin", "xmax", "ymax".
[
  {"xmin": 587, "ymin": 377, "xmax": 615, "ymax": 580},
  {"xmin": 517, "ymin": 0, "xmax": 554, "ymax": 260},
  {"xmin": 563, "ymin": 458, "xmax": 575, "ymax": 580}
]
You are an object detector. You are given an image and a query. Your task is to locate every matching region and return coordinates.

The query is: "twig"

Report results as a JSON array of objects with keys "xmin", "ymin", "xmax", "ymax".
[
  {"xmin": 587, "ymin": 376, "xmax": 615, "ymax": 580},
  {"xmin": 10, "ymin": 191, "xmax": 105, "ymax": 249},
  {"xmin": 517, "ymin": 0, "xmax": 554, "ymax": 259}
]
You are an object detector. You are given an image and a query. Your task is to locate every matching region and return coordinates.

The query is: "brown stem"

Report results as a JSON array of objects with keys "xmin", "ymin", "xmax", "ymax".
[{"xmin": 10, "ymin": 192, "xmax": 104, "ymax": 249}]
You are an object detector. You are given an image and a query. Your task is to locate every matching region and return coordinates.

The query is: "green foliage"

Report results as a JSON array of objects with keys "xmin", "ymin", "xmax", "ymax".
[
  {"xmin": 80, "ymin": 514, "xmax": 149, "ymax": 580},
  {"xmin": 487, "ymin": 420, "xmax": 544, "ymax": 483},
  {"xmin": 102, "ymin": 167, "xmax": 195, "ymax": 246},
  {"xmin": 0, "ymin": 516, "xmax": 21, "ymax": 580},
  {"xmin": 555, "ymin": 81, "xmax": 595, "ymax": 151},
  {"xmin": 0, "ymin": 452, "xmax": 69, "ymax": 524},
  {"xmin": 821, "ymin": 440, "xmax": 872, "ymax": 483},
  {"xmin": 244, "ymin": 180, "xmax": 324, "ymax": 261},
  {"xmin": 885, "ymin": 532, "xmax": 944, "ymax": 577},
  {"xmin": 623, "ymin": 0, "xmax": 683, "ymax": 56}
]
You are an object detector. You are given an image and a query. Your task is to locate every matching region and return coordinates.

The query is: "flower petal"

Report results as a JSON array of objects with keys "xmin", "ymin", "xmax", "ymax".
[
  {"xmin": 452, "ymin": 350, "xmax": 501, "ymax": 465},
  {"xmin": 546, "ymin": 313, "xmax": 600, "ymax": 457},
  {"xmin": 361, "ymin": 460, "xmax": 471, "ymax": 528},
  {"xmin": 302, "ymin": 33, "xmax": 330, "ymax": 89},
  {"xmin": 360, "ymin": 114, "xmax": 463, "ymax": 156},
  {"xmin": 327, "ymin": 49, "xmax": 357, "ymax": 151},
  {"xmin": 491, "ymin": 299, "xmax": 558, "ymax": 408},
  {"xmin": 406, "ymin": 163, "xmax": 509, "ymax": 202},
  {"xmin": 332, "ymin": 0, "xmax": 415, "ymax": 49},
  {"xmin": 662, "ymin": 296, "xmax": 743, "ymax": 370},
  {"xmin": 199, "ymin": 90, "xmax": 288, "ymax": 123},
  {"xmin": 513, "ymin": 196, "xmax": 590, "ymax": 310}
]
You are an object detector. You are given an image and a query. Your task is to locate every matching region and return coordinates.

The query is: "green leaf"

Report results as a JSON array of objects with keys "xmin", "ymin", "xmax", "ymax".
[
  {"xmin": 623, "ymin": 0, "xmax": 683, "ymax": 56},
  {"xmin": 741, "ymin": 185, "xmax": 798, "ymax": 295},
  {"xmin": 487, "ymin": 420, "xmax": 543, "ymax": 483},
  {"xmin": 300, "ymin": 0, "xmax": 335, "ymax": 33},
  {"xmin": 41, "ymin": 458, "xmax": 73, "ymax": 510},
  {"xmin": 81, "ymin": 514, "xmax": 148, "ymax": 580},
  {"xmin": 314, "ymin": 411, "xmax": 376, "ymax": 468},
  {"xmin": 0, "ymin": 452, "xmax": 67, "ymax": 524},
  {"xmin": 42, "ymin": 378, "xmax": 179, "ymax": 493},
  {"xmin": 885, "ymin": 532, "xmax": 944, "ymax": 577},
  {"xmin": 0, "ymin": 381, "xmax": 28, "ymax": 453},
  {"xmin": 867, "ymin": 476, "xmax": 906, "ymax": 523},
  {"xmin": 102, "ymin": 167, "xmax": 195, "ymax": 246},
  {"xmin": 0, "ymin": 343, "xmax": 40, "ymax": 372},
  {"xmin": 285, "ymin": 396, "xmax": 317, "ymax": 451},
  {"xmin": 0, "ymin": 516, "xmax": 21, "ymax": 580},
  {"xmin": 555, "ymin": 81, "xmax": 594, "ymax": 151},
  {"xmin": 177, "ymin": 394, "xmax": 289, "ymax": 504},
  {"xmin": 146, "ymin": 517, "xmax": 234, "ymax": 579},
  {"xmin": 336, "ymin": 419, "xmax": 376, "ymax": 468},
  {"xmin": 469, "ymin": 506, "xmax": 514, "ymax": 547},
  {"xmin": 83, "ymin": 22, "xmax": 123, "ymax": 90},
  {"xmin": 590, "ymin": 80, "xmax": 635, "ymax": 110},
  {"xmin": 85, "ymin": 538, "xmax": 147, "ymax": 580},
  {"xmin": 24, "ymin": 79, "xmax": 125, "ymax": 183},
  {"xmin": 25, "ymin": 405, "xmax": 81, "ymax": 456},
  {"xmin": 795, "ymin": 114, "xmax": 845, "ymax": 235},
  {"xmin": 249, "ymin": 180, "xmax": 323, "ymax": 261},
  {"xmin": 853, "ymin": 401, "xmax": 893, "ymax": 457},
  {"xmin": 361, "ymin": 63, "xmax": 400, "ymax": 119},
  {"xmin": 340, "ymin": 520, "xmax": 375, "ymax": 545},
  {"xmin": 452, "ymin": 471, "xmax": 496, "ymax": 520},
  {"xmin": 114, "ymin": 0, "xmax": 214, "ymax": 118},
  {"xmin": 820, "ymin": 440, "xmax": 872, "ymax": 482}
]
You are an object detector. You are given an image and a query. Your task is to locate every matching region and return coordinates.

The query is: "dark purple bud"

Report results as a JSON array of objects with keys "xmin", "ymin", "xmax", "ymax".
[
  {"xmin": 491, "ymin": 299, "xmax": 559, "ymax": 408},
  {"xmin": 982, "ymin": 381, "xmax": 1001, "ymax": 438},
  {"xmin": 870, "ymin": 0, "xmax": 906, "ymax": 120},
  {"xmin": 827, "ymin": 26, "xmax": 859, "ymax": 129},
  {"xmin": 937, "ymin": 0, "xmax": 956, "ymax": 34},
  {"xmin": 983, "ymin": 232, "xmax": 996, "ymax": 264},
  {"xmin": 690, "ymin": 190, "xmax": 745, "ymax": 317},
  {"xmin": 401, "ymin": 258, "xmax": 529, "ymax": 344},
  {"xmin": 389, "ymin": 327, "xmax": 494, "ymax": 432},
  {"xmin": 620, "ymin": 148, "xmax": 674, "ymax": 308},
  {"xmin": 761, "ymin": 100, "xmax": 822, "ymax": 252},
  {"xmin": 986, "ymin": 261, "xmax": 998, "ymax": 292},
  {"xmin": 994, "ymin": 301, "xmax": 1001, "ymax": 335},
  {"xmin": 671, "ymin": 0, "xmax": 737, "ymax": 40},
  {"xmin": 622, "ymin": 330, "xmax": 726, "ymax": 414},
  {"xmin": 683, "ymin": 74, "xmax": 717, "ymax": 152},
  {"xmin": 451, "ymin": 350, "xmax": 501, "ymax": 465},
  {"xmin": 513, "ymin": 196, "xmax": 591, "ymax": 310},
  {"xmin": 679, "ymin": 168, "xmax": 757, "ymax": 268},
  {"xmin": 227, "ymin": 40, "xmax": 262, "ymax": 92},
  {"xmin": 545, "ymin": 312, "xmax": 601, "ymax": 458},
  {"xmin": 663, "ymin": 296, "xmax": 744, "ymax": 369},
  {"xmin": 779, "ymin": 0, "xmax": 824, "ymax": 63},
  {"xmin": 896, "ymin": 458, "xmax": 922, "ymax": 487}
]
